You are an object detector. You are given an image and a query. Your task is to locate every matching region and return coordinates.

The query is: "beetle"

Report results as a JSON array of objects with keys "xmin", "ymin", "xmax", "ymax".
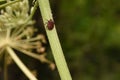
[{"xmin": 46, "ymin": 19, "xmax": 54, "ymax": 30}]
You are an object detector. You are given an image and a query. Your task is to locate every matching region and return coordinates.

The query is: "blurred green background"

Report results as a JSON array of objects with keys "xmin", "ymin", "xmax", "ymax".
[
  {"xmin": 1, "ymin": 0, "xmax": 120, "ymax": 80},
  {"xmin": 50, "ymin": 0, "xmax": 120, "ymax": 80}
]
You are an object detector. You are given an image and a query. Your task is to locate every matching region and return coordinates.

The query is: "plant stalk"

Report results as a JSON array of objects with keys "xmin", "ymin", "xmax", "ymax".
[
  {"xmin": 37, "ymin": 0, "xmax": 72, "ymax": 80},
  {"xmin": 0, "ymin": 0, "xmax": 21, "ymax": 9},
  {"xmin": 6, "ymin": 47, "xmax": 37, "ymax": 80}
]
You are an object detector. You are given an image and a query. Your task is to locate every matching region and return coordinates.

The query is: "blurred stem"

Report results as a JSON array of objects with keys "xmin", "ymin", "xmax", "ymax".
[
  {"xmin": 0, "ymin": 0, "xmax": 21, "ymax": 9},
  {"xmin": 37, "ymin": 0, "xmax": 72, "ymax": 80},
  {"xmin": 6, "ymin": 47, "xmax": 38, "ymax": 80},
  {"xmin": 4, "ymin": 53, "xmax": 8, "ymax": 80}
]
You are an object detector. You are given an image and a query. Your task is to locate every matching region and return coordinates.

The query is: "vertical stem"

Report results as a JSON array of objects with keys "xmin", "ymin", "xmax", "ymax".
[
  {"xmin": 6, "ymin": 47, "xmax": 37, "ymax": 80},
  {"xmin": 37, "ymin": 0, "xmax": 72, "ymax": 80}
]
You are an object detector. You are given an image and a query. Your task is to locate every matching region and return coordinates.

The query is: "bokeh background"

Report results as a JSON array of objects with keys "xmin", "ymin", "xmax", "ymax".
[
  {"xmin": 1, "ymin": 0, "xmax": 120, "ymax": 80},
  {"xmin": 49, "ymin": 0, "xmax": 120, "ymax": 80}
]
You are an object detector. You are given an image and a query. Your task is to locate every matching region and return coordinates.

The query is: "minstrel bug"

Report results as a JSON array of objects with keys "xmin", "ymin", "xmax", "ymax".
[{"xmin": 46, "ymin": 19, "xmax": 54, "ymax": 30}]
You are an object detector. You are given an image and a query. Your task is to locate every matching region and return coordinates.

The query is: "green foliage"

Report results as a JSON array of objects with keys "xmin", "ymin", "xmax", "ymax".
[{"xmin": 54, "ymin": 0, "xmax": 120, "ymax": 80}]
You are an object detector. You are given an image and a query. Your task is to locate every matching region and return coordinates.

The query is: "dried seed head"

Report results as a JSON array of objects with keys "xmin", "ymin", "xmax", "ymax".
[{"xmin": 0, "ymin": 0, "xmax": 55, "ymax": 72}]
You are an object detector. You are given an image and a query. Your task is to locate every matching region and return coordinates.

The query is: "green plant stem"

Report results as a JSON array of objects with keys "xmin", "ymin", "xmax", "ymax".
[
  {"xmin": 6, "ymin": 47, "xmax": 38, "ymax": 80},
  {"xmin": 0, "ymin": 0, "xmax": 21, "ymax": 9},
  {"xmin": 37, "ymin": 0, "xmax": 72, "ymax": 80}
]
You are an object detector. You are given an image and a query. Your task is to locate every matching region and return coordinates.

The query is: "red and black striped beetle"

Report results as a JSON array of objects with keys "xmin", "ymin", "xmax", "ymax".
[{"xmin": 46, "ymin": 19, "xmax": 54, "ymax": 30}]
